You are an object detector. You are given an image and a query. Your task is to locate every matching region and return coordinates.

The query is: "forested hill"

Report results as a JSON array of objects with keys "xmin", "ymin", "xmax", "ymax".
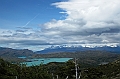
[{"xmin": 0, "ymin": 57, "xmax": 120, "ymax": 79}]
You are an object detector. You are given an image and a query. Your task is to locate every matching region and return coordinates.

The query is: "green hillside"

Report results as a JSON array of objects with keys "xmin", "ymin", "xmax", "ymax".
[{"xmin": 0, "ymin": 57, "xmax": 120, "ymax": 79}]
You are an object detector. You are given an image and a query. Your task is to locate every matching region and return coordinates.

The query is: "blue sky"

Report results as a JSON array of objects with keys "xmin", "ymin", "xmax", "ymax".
[
  {"xmin": 0, "ymin": 0, "xmax": 120, "ymax": 51},
  {"xmin": 0, "ymin": 0, "xmax": 63, "ymax": 29}
]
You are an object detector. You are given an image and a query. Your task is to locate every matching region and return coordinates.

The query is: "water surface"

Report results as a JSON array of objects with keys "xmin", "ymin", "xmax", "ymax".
[{"xmin": 21, "ymin": 58, "xmax": 72, "ymax": 66}]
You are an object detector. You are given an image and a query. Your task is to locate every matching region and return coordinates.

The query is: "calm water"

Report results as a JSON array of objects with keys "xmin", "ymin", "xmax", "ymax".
[
  {"xmin": 21, "ymin": 58, "xmax": 73, "ymax": 66},
  {"xmin": 18, "ymin": 56, "xmax": 27, "ymax": 59}
]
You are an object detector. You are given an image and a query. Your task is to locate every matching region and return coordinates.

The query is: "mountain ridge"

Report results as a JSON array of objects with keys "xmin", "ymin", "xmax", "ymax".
[
  {"xmin": 35, "ymin": 45, "xmax": 120, "ymax": 54},
  {"xmin": 0, "ymin": 47, "xmax": 34, "ymax": 62},
  {"xmin": 0, "ymin": 47, "xmax": 34, "ymax": 57}
]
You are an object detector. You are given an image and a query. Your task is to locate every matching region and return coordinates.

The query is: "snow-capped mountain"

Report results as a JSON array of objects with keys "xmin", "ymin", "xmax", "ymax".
[{"xmin": 35, "ymin": 45, "xmax": 120, "ymax": 54}]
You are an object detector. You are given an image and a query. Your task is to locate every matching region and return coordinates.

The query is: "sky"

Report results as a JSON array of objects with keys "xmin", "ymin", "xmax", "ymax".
[{"xmin": 0, "ymin": 0, "xmax": 120, "ymax": 51}]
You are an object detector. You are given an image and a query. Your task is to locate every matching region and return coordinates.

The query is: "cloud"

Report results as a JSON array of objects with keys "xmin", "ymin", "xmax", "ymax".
[
  {"xmin": 41, "ymin": 0, "xmax": 120, "ymax": 44},
  {"xmin": 49, "ymin": 0, "xmax": 120, "ymax": 34},
  {"xmin": 1, "ymin": 0, "xmax": 120, "ymax": 50}
]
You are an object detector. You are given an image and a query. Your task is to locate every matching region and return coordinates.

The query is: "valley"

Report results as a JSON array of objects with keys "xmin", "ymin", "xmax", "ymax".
[
  {"xmin": 0, "ymin": 46, "xmax": 120, "ymax": 79},
  {"xmin": 0, "ymin": 46, "xmax": 120, "ymax": 67}
]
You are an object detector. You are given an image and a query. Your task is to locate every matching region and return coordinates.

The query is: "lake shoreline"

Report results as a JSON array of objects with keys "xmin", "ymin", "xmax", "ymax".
[{"xmin": 19, "ymin": 58, "xmax": 73, "ymax": 66}]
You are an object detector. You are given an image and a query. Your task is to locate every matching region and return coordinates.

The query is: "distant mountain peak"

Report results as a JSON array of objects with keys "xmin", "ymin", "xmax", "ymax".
[{"xmin": 35, "ymin": 45, "xmax": 120, "ymax": 54}]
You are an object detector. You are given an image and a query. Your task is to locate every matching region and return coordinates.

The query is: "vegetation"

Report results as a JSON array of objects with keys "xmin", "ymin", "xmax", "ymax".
[
  {"xmin": 0, "ymin": 48, "xmax": 120, "ymax": 79},
  {"xmin": 0, "ymin": 57, "xmax": 120, "ymax": 79},
  {"xmin": 33, "ymin": 50, "xmax": 120, "ymax": 68},
  {"xmin": 0, "ymin": 58, "xmax": 52, "ymax": 79}
]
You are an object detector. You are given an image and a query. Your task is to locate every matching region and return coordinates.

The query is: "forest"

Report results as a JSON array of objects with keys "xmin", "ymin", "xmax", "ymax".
[{"xmin": 0, "ymin": 57, "xmax": 120, "ymax": 79}]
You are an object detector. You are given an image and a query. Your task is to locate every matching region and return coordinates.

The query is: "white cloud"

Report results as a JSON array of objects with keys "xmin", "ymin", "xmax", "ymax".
[
  {"xmin": 1, "ymin": 0, "xmax": 120, "ymax": 51},
  {"xmin": 51, "ymin": 0, "xmax": 120, "ymax": 29},
  {"xmin": 41, "ymin": 0, "xmax": 120, "ymax": 46}
]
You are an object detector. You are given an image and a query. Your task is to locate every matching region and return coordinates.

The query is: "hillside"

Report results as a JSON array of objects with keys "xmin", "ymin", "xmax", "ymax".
[
  {"xmin": 0, "ymin": 46, "xmax": 120, "ymax": 65},
  {"xmin": 78, "ymin": 59, "xmax": 120, "ymax": 79},
  {"xmin": 0, "ymin": 47, "xmax": 34, "ymax": 62},
  {"xmin": 0, "ymin": 57, "xmax": 120, "ymax": 79},
  {"xmin": 0, "ymin": 58, "xmax": 52, "ymax": 79},
  {"xmin": 33, "ymin": 50, "xmax": 120, "ymax": 67}
]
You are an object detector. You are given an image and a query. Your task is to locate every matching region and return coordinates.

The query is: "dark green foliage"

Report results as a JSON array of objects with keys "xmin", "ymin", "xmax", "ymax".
[
  {"xmin": 0, "ymin": 57, "xmax": 120, "ymax": 79},
  {"xmin": 0, "ymin": 58, "xmax": 52, "ymax": 79},
  {"xmin": 80, "ymin": 59, "xmax": 120, "ymax": 79},
  {"xmin": 54, "ymin": 61, "xmax": 75, "ymax": 79}
]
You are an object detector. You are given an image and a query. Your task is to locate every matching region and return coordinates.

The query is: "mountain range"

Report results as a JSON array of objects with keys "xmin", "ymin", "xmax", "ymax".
[
  {"xmin": 0, "ymin": 45, "xmax": 120, "ymax": 64},
  {"xmin": 0, "ymin": 45, "xmax": 120, "ymax": 56},
  {"xmin": 35, "ymin": 45, "xmax": 120, "ymax": 54}
]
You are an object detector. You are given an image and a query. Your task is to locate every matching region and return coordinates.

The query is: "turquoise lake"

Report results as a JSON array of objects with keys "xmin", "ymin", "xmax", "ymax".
[{"xmin": 21, "ymin": 58, "xmax": 73, "ymax": 66}]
